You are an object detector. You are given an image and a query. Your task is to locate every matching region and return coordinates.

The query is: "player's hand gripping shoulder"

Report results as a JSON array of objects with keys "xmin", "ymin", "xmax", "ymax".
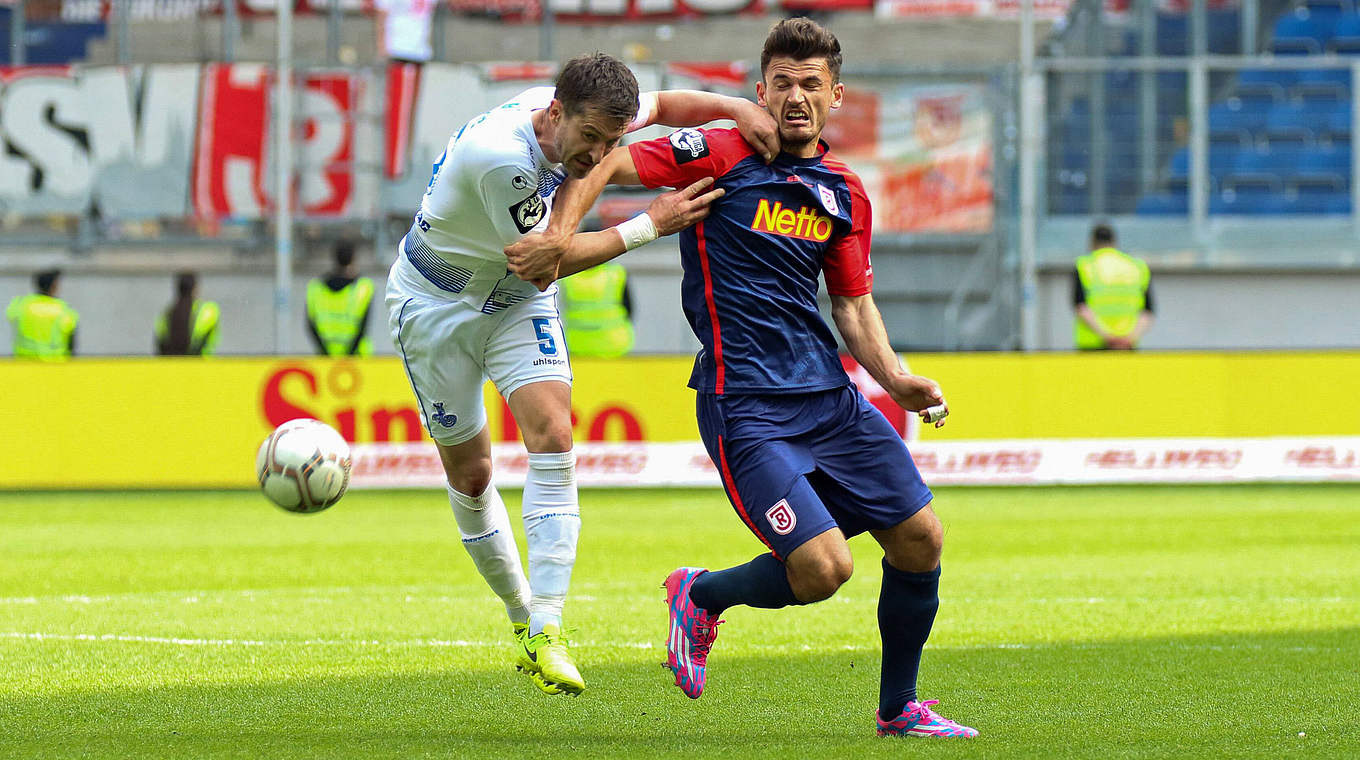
[
  {"xmin": 726, "ymin": 98, "xmax": 780, "ymax": 163},
  {"xmin": 650, "ymin": 91, "xmax": 779, "ymax": 163}
]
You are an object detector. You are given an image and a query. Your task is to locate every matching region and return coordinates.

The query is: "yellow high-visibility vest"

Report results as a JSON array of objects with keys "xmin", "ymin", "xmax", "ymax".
[
  {"xmin": 560, "ymin": 264, "xmax": 633, "ymax": 359},
  {"xmin": 306, "ymin": 277, "xmax": 374, "ymax": 356},
  {"xmin": 6, "ymin": 294, "xmax": 78, "ymax": 360},
  {"xmin": 155, "ymin": 300, "xmax": 221, "ymax": 356},
  {"xmin": 1074, "ymin": 247, "xmax": 1150, "ymax": 350}
]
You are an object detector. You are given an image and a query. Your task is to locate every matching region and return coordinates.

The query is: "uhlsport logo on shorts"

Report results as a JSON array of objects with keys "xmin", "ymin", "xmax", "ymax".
[
  {"xmin": 765, "ymin": 499, "xmax": 797, "ymax": 535},
  {"xmin": 431, "ymin": 402, "xmax": 458, "ymax": 428}
]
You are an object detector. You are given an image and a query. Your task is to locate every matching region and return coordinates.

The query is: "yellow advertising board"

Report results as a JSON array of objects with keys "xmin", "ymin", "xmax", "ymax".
[{"xmin": 2, "ymin": 351, "xmax": 1358, "ymax": 489}]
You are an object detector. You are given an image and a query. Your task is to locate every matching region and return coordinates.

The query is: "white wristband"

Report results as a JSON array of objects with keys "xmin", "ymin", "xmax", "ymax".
[{"xmin": 616, "ymin": 212, "xmax": 658, "ymax": 251}]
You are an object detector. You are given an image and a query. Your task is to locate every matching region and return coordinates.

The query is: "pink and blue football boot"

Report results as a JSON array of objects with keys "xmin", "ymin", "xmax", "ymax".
[
  {"xmin": 876, "ymin": 700, "xmax": 979, "ymax": 738},
  {"xmin": 663, "ymin": 567, "xmax": 724, "ymax": 699}
]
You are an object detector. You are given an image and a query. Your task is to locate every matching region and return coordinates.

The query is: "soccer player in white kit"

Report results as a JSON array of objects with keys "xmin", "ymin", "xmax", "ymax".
[{"xmin": 385, "ymin": 53, "xmax": 777, "ymax": 696}]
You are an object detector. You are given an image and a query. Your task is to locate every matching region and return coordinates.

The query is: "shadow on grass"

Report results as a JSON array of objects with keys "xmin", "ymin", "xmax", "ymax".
[{"xmin": 6, "ymin": 628, "xmax": 1357, "ymax": 760}]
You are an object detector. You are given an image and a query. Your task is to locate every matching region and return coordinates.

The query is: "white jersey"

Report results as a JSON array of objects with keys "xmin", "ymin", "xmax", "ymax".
[
  {"xmin": 400, "ymin": 87, "xmax": 657, "ymax": 292},
  {"xmin": 386, "ymin": 87, "xmax": 656, "ymax": 443}
]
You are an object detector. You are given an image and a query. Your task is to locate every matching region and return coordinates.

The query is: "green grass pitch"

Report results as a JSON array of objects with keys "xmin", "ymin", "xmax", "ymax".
[{"xmin": 1, "ymin": 485, "xmax": 1356, "ymax": 759}]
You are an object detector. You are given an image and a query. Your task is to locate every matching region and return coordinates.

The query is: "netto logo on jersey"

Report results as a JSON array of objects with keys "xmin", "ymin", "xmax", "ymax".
[{"xmin": 750, "ymin": 199, "xmax": 834, "ymax": 242}]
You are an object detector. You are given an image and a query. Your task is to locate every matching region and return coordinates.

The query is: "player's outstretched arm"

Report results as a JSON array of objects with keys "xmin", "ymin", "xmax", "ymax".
[
  {"xmin": 507, "ymin": 147, "xmax": 648, "ymax": 289},
  {"xmin": 648, "ymin": 91, "xmax": 779, "ymax": 163},
  {"xmin": 831, "ymin": 293, "xmax": 949, "ymax": 427},
  {"xmin": 556, "ymin": 177, "xmax": 724, "ymax": 279}
]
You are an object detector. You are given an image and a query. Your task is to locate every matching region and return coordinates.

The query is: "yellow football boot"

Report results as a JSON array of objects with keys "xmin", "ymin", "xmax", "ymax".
[{"xmin": 515, "ymin": 622, "xmax": 584, "ymax": 696}]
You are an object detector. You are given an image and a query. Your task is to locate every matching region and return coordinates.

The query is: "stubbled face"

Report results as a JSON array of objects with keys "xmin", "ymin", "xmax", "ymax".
[
  {"xmin": 550, "ymin": 102, "xmax": 629, "ymax": 179},
  {"xmin": 756, "ymin": 56, "xmax": 844, "ymax": 156}
]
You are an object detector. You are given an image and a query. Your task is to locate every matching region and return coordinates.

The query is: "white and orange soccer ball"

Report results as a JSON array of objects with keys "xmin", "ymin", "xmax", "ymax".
[{"xmin": 255, "ymin": 418, "xmax": 352, "ymax": 513}]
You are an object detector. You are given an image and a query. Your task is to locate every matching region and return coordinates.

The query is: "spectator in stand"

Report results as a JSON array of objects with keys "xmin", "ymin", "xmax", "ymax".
[
  {"xmin": 155, "ymin": 272, "xmax": 220, "ymax": 356},
  {"xmin": 374, "ymin": 0, "xmax": 435, "ymax": 65},
  {"xmin": 7, "ymin": 269, "xmax": 78, "ymax": 360},
  {"xmin": 307, "ymin": 240, "xmax": 375, "ymax": 357},
  {"xmin": 1073, "ymin": 223, "xmax": 1154, "ymax": 350},
  {"xmin": 558, "ymin": 262, "xmax": 634, "ymax": 359}
]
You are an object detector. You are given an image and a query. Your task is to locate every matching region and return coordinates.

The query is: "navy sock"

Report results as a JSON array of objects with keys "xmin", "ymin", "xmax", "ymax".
[
  {"xmin": 688, "ymin": 553, "xmax": 800, "ymax": 617},
  {"xmin": 877, "ymin": 559, "xmax": 940, "ymax": 719}
]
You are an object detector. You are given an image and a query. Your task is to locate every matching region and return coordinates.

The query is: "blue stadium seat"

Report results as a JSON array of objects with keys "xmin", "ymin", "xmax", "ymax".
[
  {"xmin": 1240, "ymin": 69, "xmax": 1299, "ymax": 90},
  {"xmin": 1211, "ymin": 101, "xmax": 1270, "ymax": 136},
  {"xmin": 1295, "ymin": 69, "xmax": 1351, "ymax": 98},
  {"xmin": 1298, "ymin": 142, "xmax": 1353, "ymax": 172},
  {"xmin": 1213, "ymin": 183, "xmax": 1290, "ymax": 214},
  {"xmin": 1136, "ymin": 192, "xmax": 1189, "ymax": 215},
  {"xmin": 1232, "ymin": 148, "xmax": 1295, "ymax": 175},
  {"xmin": 1324, "ymin": 105, "xmax": 1354, "ymax": 136},
  {"xmin": 1228, "ymin": 83, "xmax": 1285, "ymax": 109},
  {"xmin": 1265, "ymin": 104, "xmax": 1322, "ymax": 142},
  {"xmin": 1273, "ymin": 10, "xmax": 1336, "ymax": 49},
  {"xmin": 1331, "ymin": 12, "xmax": 1360, "ymax": 50},
  {"xmin": 1288, "ymin": 178, "xmax": 1352, "ymax": 212},
  {"xmin": 1157, "ymin": 14, "xmax": 1189, "ymax": 56},
  {"xmin": 1209, "ymin": 10, "xmax": 1244, "ymax": 54},
  {"xmin": 1169, "ymin": 146, "xmax": 1241, "ymax": 179}
]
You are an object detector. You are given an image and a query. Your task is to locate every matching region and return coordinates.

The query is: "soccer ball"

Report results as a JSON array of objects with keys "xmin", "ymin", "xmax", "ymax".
[{"xmin": 255, "ymin": 418, "xmax": 352, "ymax": 513}]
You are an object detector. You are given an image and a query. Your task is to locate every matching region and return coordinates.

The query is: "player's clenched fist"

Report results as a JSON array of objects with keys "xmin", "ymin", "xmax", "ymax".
[
  {"xmin": 646, "ymin": 177, "xmax": 726, "ymax": 237},
  {"xmin": 505, "ymin": 230, "xmax": 568, "ymax": 291},
  {"xmin": 884, "ymin": 373, "xmax": 950, "ymax": 428}
]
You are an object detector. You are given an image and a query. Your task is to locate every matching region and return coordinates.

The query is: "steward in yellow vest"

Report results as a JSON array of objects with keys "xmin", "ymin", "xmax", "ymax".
[
  {"xmin": 6, "ymin": 269, "xmax": 78, "ymax": 360},
  {"xmin": 156, "ymin": 272, "xmax": 220, "ymax": 356},
  {"xmin": 307, "ymin": 241, "xmax": 374, "ymax": 357},
  {"xmin": 1073, "ymin": 224, "xmax": 1154, "ymax": 350},
  {"xmin": 559, "ymin": 262, "xmax": 634, "ymax": 359}
]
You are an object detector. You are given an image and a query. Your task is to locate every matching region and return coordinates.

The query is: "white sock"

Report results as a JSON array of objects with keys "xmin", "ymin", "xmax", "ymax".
[
  {"xmin": 447, "ymin": 483, "xmax": 531, "ymax": 626},
  {"xmin": 522, "ymin": 450, "xmax": 580, "ymax": 636}
]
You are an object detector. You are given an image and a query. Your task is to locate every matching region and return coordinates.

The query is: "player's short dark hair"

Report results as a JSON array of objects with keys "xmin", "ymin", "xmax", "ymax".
[
  {"xmin": 1091, "ymin": 223, "xmax": 1116, "ymax": 246},
  {"xmin": 761, "ymin": 17, "xmax": 843, "ymax": 83},
  {"xmin": 554, "ymin": 53, "xmax": 640, "ymax": 126},
  {"xmin": 35, "ymin": 268, "xmax": 60, "ymax": 294},
  {"xmin": 334, "ymin": 240, "xmax": 356, "ymax": 268},
  {"xmin": 175, "ymin": 271, "xmax": 197, "ymax": 298}
]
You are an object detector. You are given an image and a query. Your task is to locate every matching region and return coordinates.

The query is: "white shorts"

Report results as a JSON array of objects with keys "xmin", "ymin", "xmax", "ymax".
[{"xmin": 386, "ymin": 243, "xmax": 571, "ymax": 446}]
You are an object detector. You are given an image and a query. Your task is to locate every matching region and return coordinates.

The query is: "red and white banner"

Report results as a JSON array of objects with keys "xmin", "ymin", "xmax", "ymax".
[
  {"xmin": 193, "ymin": 64, "xmax": 357, "ymax": 218},
  {"xmin": 0, "ymin": 62, "xmax": 995, "ymax": 225},
  {"xmin": 350, "ymin": 437, "xmax": 1360, "ymax": 488}
]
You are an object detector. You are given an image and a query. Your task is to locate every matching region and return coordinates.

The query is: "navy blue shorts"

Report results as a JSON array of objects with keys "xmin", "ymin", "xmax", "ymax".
[{"xmin": 696, "ymin": 385, "xmax": 934, "ymax": 559}]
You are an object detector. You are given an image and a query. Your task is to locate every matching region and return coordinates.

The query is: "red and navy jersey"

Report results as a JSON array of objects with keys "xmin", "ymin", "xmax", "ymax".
[{"xmin": 629, "ymin": 127, "xmax": 873, "ymax": 394}]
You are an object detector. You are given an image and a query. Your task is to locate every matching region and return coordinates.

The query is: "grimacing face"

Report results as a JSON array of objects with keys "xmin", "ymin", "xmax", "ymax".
[
  {"xmin": 756, "ymin": 56, "xmax": 844, "ymax": 156},
  {"xmin": 551, "ymin": 102, "xmax": 629, "ymax": 179}
]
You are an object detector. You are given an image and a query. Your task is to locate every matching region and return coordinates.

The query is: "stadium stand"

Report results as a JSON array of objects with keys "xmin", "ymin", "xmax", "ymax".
[
  {"xmin": 1050, "ymin": 2, "xmax": 1360, "ymax": 216},
  {"xmin": 0, "ymin": 7, "xmax": 106, "ymax": 64}
]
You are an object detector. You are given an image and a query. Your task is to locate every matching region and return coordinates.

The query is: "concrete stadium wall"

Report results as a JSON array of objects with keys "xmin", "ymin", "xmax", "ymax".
[
  {"xmin": 1036, "ymin": 268, "xmax": 1360, "ymax": 351},
  {"xmin": 4, "ymin": 249, "xmax": 1358, "ymax": 355},
  {"xmin": 0, "ymin": 239, "xmax": 699, "ymax": 357}
]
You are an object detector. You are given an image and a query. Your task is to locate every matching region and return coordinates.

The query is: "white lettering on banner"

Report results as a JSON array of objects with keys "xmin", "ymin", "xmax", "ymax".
[
  {"xmin": 0, "ymin": 66, "xmax": 198, "ymax": 217},
  {"xmin": 350, "ymin": 437, "xmax": 1360, "ymax": 489},
  {"xmin": 298, "ymin": 78, "xmax": 355, "ymax": 215},
  {"xmin": 82, "ymin": 66, "xmax": 199, "ymax": 217},
  {"xmin": 0, "ymin": 74, "xmax": 91, "ymax": 212}
]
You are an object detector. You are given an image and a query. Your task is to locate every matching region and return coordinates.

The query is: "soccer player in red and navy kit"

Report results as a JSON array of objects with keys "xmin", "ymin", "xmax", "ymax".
[{"xmin": 507, "ymin": 18, "xmax": 977, "ymax": 738}]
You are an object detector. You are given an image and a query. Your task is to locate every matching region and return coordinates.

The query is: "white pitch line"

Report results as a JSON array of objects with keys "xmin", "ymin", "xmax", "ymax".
[
  {"xmin": 0, "ymin": 633, "xmax": 1342, "ymax": 654},
  {"xmin": 0, "ymin": 632, "xmax": 659, "ymax": 649}
]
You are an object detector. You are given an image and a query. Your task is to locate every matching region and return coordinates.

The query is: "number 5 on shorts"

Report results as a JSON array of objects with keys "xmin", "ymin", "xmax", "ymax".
[{"xmin": 532, "ymin": 317, "xmax": 558, "ymax": 356}]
